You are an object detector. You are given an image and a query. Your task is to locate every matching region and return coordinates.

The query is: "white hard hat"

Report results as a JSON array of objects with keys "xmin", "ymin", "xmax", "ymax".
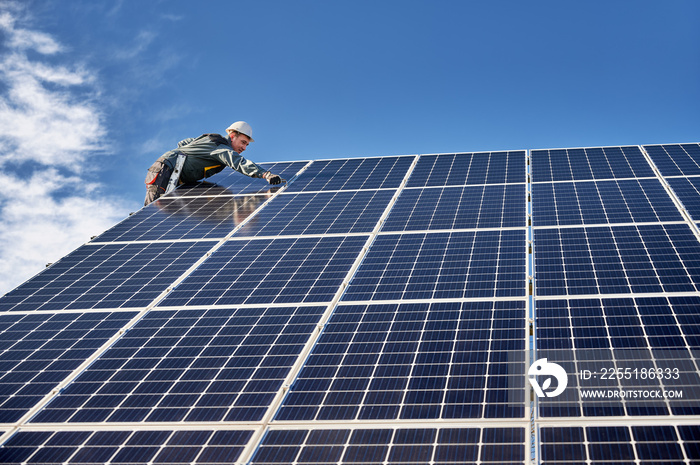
[{"xmin": 226, "ymin": 121, "xmax": 254, "ymax": 142}]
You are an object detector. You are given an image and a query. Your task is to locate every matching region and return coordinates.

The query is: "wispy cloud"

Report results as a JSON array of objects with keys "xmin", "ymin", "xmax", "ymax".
[{"xmin": 0, "ymin": 3, "xmax": 130, "ymax": 295}]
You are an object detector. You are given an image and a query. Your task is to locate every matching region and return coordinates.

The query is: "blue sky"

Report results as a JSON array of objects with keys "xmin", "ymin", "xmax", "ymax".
[{"xmin": 0, "ymin": 0, "xmax": 698, "ymax": 294}]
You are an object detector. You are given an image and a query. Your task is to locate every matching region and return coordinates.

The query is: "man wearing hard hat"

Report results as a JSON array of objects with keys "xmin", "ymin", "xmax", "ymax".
[{"xmin": 144, "ymin": 121, "xmax": 282, "ymax": 205}]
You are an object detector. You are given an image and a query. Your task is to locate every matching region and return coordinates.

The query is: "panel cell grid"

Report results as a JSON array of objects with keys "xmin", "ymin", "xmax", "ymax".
[
  {"xmin": 251, "ymin": 427, "xmax": 526, "ymax": 464},
  {"xmin": 285, "ymin": 156, "xmax": 414, "ymax": 192},
  {"xmin": 277, "ymin": 301, "xmax": 526, "ymax": 421},
  {"xmin": 531, "ymin": 146, "xmax": 654, "ymax": 182},
  {"xmin": 0, "ymin": 311, "xmax": 137, "ymax": 423},
  {"xmin": 406, "ymin": 151, "xmax": 526, "ymax": 187},
  {"xmin": 540, "ymin": 425, "xmax": 700, "ymax": 464},
  {"xmin": 342, "ymin": 230, "xmax": 526, "ymax": 302},
  {"xmin": 32, "ymin": 306, "xmax": 324, "ymax": 424},
  {"xmin": 382, "ymin": 184, "xmax": 526, "ymax": 231},
  {"xmin": 171, "ymin": 161, "xmax": 307, "ymax": 197},
  {"xmin": 644, "ymin": 143, "xmax": 700, "ymax": 177},
  {"xmin": 532, "ymin": 178, "xmax": 683, "ymax": 227},
  {"xmin": 0, "ymin": 242, "xmax": 213, "ymax": 312},
  {"xmin": 535, "ymin": 297, "xmax": 700, "ymax": 418},
  {"xmin": 95, "ymin": 195, "xmax": 271, "ymax": 242},
  {"xmin": 161, "ymin": 235, "xmax": 368, "ymax": 307},
  {"xmin": 0, "ymin": 429, "xmax": 253, "ymax": 464},
  {"xmin": 668, "ymin": 176, "xmax": 700, "ymax": 223},
  {"xmin": 233, "ymin": 190, "xmax": 395, "ymax": 237},
  {"xmin": 534, "ymin": 224, "xmax": 700, "ymax": 296}
]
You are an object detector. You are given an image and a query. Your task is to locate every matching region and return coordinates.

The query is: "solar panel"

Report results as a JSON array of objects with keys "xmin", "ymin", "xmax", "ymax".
[
  {"xmin": 33, "ymin": 306, "xmax": 324, "ymax": 423},
  {"xmin": 0, "ymin": 429, "xmax": 253, "ymax": 464},
  {"xmin": 383, "ymin": 184, "xmax": 526, "ymax": 231},
  {"xmin": 285, "ymin": 156, "xmax": 414, "ymax": 192},
  {"xmin": 531, "ymin": 146, "xmax": 654, "ymax": 182},
  {"xmin": 532, "ymin": 179, "xmax": 683, "ymax": 226},
  {"xmin": 95, "ymin": 195, "xmax": 273, "ymax": 242},
  {"xmin": 540, "ymin": 424, "xmax": 700, "ymax": 464},
  {"xmin": 0, "ymin": 241, "xmax": 213, "ymax": 312},
  {"xmin": 1, "ymin": 144, "xmax": 699, "ymax": 464},
  {"xmin": 233, "ymin": 190, "xmax": 395, "ymax": 237},
  {"xmin": 406, "ymin": 151, "xmax": 526, "ymax": 187},
  {"xmin": 251, "ymin": 427, "xmax": 526, "ymax": 464},
  {"xmin": 170, "ymin": 161, "xmax": 308, "ymax": 197},
  {"xmin": 342, "ymin": 230, "xmax": 526, "ymax": 301},
  {"xmin": 0, "ymin": 311, "xmax": 137, "ymax": 423},
  {"xmin": 277, "ymin": 301, "xmax": 526, "ymax": 421},
  {"xmin": 644, "ymin": 143, "xmax": 700, "ymax": 177},
  {"xmin": 161, "ymin": 235, "xmax": 368, "ymax": 306}
]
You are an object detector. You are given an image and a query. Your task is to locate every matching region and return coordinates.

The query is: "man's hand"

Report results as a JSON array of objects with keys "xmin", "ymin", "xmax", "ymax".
[{"xmin": 263, "ymin": 171, "xmax": 283, "ymax": 185}]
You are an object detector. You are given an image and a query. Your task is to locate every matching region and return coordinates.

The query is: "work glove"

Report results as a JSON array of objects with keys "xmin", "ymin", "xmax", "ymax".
[{"xmin": 263, "ymin": 171, "xmax": 283, "ymax": 185}]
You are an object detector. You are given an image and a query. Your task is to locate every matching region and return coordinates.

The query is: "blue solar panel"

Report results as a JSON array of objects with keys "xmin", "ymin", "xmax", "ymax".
[
  {"xmin": 33, "ymin": 306, "xmax": 324, "ymax": 423},
  {"xmin": 532, "ymin": 179, "xmax": 683, "ymax": 226},
  {"xmin": 531, "ymin": 146, "xmax": 654, "ymax": 182},
  {"xmin": 382, "ymin": 184, "xmax": 526, "ymax": 231},
  {"xmin": 0, "ymin": 311, "xmax": 136, "ymax": 423},
  {"xmin": 0, "ymin": 242, "xmax": 213, "ymax": 311},
  {"xmin": 285, "ymin": 156, "xmax": 414, "ymax": 192},
  {"xmin": 252, "ymin": 427, "xmax": 526, "ymax": 464},
  {"xmin": 277, "ymin": 301, "xmax": 526, "ymax": 421},
  {"xmin": 3, "ymin": 144, "xmax": 700, "ymax": 463},
  {"xmin": 535, "ymin": 296, "xmax": 700, "ymax": 418},
  {"xmin": 644, "ymin": 143, "xmax": 700, "ymax": 177},
  {"xmin": 540, "ymin": 425, "xmax": 700, "ymax": 464},
  {"xmin": 406, "ymin": 151, "xmax": 526, "ymax": 187},
  {"xmin": 0, "ymin": 429, "xmax": 253, "ymax": 464},
  {"xmin": 534, "ymin": 224, "xmax": 700, "ymax": 296},
  {"xmin": 161, "ymin": 235, "xmax": 367, "ymax": 306},
  {"xmin": 343, "ymin": 230, "xmax": 526, "ymax": 301},
  {"xmin": 234, "ymin": 190, "xmax": 395, "ymax": 237}
]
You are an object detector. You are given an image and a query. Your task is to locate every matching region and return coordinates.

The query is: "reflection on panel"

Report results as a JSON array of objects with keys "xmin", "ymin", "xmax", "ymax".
[{"xmin": 96, "ymin": 195, "xmax": 273, "ymax": 242}]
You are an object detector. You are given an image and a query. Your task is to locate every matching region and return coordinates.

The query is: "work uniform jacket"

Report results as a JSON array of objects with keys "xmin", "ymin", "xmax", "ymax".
[{"xmin": 161, "ymin": 133, "xmax": 267, "ymax": 184}]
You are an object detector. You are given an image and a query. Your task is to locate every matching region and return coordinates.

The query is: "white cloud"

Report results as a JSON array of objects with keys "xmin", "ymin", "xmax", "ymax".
[{"xmin": 0, "ymin": 5, "xmax": 130, "ymax": 295}]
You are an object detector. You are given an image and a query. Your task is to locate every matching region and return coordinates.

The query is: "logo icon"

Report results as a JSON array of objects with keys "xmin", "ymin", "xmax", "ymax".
[{"xmin": 528, "ymin": 358, "xmax": 568, "ymax": 398}]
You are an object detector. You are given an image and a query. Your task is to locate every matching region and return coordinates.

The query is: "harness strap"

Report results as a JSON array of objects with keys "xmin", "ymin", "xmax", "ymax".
[{"xmin": 165, "ymin": 153, "xmax": 187, "ymax": 194}]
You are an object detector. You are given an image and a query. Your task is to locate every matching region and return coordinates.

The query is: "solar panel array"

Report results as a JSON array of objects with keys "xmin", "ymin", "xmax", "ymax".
[{"xmin": 0, "ymin": 144, "xmax": 698, "ymax": 463}]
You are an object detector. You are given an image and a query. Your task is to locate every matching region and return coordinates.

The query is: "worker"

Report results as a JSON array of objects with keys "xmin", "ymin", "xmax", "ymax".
[{"xmin": 144, "ymin": 121, "xmax": 282, "ymax": 205}]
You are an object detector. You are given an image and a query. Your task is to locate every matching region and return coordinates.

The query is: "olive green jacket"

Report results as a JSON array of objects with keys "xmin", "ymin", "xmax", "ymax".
[{"xmin": 160, "ymin": 133, "xmax": 267, "ymax": 184}]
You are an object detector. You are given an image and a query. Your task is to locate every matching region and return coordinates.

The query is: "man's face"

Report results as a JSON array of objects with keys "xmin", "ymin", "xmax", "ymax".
[{"xmin": 230, "ymin": 132, "xmax": 251, "ymax": 154}]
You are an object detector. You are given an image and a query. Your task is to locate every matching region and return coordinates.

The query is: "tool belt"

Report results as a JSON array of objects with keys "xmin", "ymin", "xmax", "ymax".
[{"xmin": 144, "ymin": 156, "xmax": 174, "ymax": 196}]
